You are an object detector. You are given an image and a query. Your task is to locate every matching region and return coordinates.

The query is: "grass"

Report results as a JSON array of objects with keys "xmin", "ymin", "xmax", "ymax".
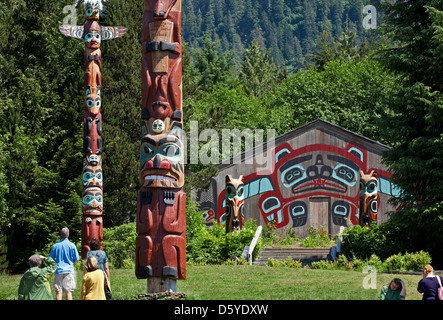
[{"xmin": 1, "ymin": 264, "xmax": 428, "ymax": 300}]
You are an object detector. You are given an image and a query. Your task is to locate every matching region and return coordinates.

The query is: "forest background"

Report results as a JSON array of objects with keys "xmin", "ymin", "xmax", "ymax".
[{"xmin": 0, "ymin": 0, "xmax": 442, "ymax": 273}]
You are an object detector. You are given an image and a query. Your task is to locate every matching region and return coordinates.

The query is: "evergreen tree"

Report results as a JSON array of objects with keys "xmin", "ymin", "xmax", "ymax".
[
  {"xmin": 191, "ymin": 37, "xmax": 234, "ymax": 93},
  {"xmin": 239, "ymin": 40, "xmax": 282, "ymax": 97},
  {"xmin": 378, "ymin": 0, "xmax": 443, "ymax": 267},
  {"xmin": 379, "ymin": 0, "xmax": 443, "ymax": 205},
  {"xmin": 99, "ymin": 0, "xmax": 142, "ymax": 226},
  {"xmin": 0, "ymin": 0, "xmax": 83, "ymax": 272}
]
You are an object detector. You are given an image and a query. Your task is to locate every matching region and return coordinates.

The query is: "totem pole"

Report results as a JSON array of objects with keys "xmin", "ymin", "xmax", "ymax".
[
  {"xmin": 135, "ymin": 0, "xmax": 186, "ymax": 293},
  {"xmin": 359, "ymin": 170, "xmax": 378, "ymax": 227},
  {"xmin": 59, "ymin": 0, "xmax": 127, "ymax": 259},
  {"xmin": 225, "ymin": 175, "xmax": 245, "ymax": 233}
]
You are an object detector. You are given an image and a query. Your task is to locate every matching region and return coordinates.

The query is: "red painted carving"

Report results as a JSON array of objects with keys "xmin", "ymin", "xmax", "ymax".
[
  {"xmin": 136, "ymin": 0, "xmax": 186, "ymax": 282},
  {"xmin": 59, "ymin": 1, "xmax": 127, "ymax": 259}
]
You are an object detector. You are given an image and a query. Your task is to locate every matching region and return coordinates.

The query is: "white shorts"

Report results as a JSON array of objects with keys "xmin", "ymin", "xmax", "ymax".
[{"xmin": 53, "ymin": 273, "xmax": 76, "ymax": 292}]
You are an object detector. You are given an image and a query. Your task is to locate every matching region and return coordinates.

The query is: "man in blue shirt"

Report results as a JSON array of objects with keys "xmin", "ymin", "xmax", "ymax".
[{"xmin": 49, "ymin": 227, "xmax": 80, "ymax": 300}]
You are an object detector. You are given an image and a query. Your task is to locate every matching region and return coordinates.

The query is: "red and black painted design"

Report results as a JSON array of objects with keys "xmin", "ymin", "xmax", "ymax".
[
  {"xmin": 58, "ymin": 1, "xmax": 127, "ymax": 259},
  {"xmin": 136, "ymin": 0, "xmax": 186, "ymax": 281},
  {"xmin": 201, "ymin": 142, "xmax": 397, "ymax": 231}
]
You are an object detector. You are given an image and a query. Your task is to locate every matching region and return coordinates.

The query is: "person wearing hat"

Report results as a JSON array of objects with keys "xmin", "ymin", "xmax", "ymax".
[{"xmin": 18, "ymin": 255, "xmax": 57, "ymax": 300}]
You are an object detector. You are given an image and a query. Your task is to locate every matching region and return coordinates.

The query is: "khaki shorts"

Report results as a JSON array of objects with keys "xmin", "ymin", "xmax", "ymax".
[{"xmin": 53, "ymin": 273, "xmax": 76, "ymax": 292}]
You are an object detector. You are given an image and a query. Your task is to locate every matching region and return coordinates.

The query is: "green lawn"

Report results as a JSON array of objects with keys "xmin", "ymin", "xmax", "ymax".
[{"xmin": 1, "ymin": 265, "xmax": 426, "ymax": 300}]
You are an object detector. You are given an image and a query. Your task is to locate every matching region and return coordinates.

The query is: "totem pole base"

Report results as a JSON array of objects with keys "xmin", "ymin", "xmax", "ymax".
[{"xmin": 148, "ymin": 277, "xmax": 177, "ymax": 293}]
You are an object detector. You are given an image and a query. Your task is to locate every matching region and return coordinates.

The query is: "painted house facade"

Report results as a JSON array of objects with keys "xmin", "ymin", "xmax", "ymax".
[{"xmin": 196, "ymin": 119, "xmax": 400, "ymax": 238}]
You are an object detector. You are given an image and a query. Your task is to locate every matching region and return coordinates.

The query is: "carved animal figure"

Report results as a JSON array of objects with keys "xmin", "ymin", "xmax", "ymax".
[
  {"xmin": 359, "ymin": 170, "xmax": 378, "ymax": 226},
  {"xmin": 225, "ymin": 175, "xmax": 245, "ymax": 233}
]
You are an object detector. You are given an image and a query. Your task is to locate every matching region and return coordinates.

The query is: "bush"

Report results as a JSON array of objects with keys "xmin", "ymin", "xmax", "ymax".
[
  {"xmin": 311, "ymin": 260, "xmax": 335, "ymax": 270},
  {"xmin": 383, "ymin": 251, "xmax": 432, "ymax": 272},
  {"xmin": 266, "ymin": 257, "xmax": 302, "ymax": 268},
  {"xmin": 340, "ymin": 223, "xmax": 387, "ymax": 260},
  {"xmin": 301, "ymin": 226, "xmax": 331, "ymax": 248},
  {"xmin": 307, "ymin": 251, "xmax": 431, "ymax": 272},
  {"xmin": 187, "ymin": 220, "xmax": 262, "ymax": 264},
  {"xmin": 340, "ymin": 206, "xmax": 443, "ymax": 269},
  {"xmin": 102, "ymin": 223, "xmax": 137, "ymax": 269},
  {"xmin": 261, "ymin": 223, "xmax": 300, "ymax": 247}
]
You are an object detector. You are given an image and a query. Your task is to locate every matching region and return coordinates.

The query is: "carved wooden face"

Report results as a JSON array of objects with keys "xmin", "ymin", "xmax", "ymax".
[
  {"xmin": 85, "ymin": 85, "xmax": 101, "ymax": 115},
  {"xmin": 225, "ymin": 175, "xmax": 245, "ymax": 232},
  {"xmin": 83, "ymin": 166, "xmax": 103, "ymax": 188},
  {"xmin": 84, "ymin": 154, "xmax": 101, "ymax": 167},
  {"xmin": 85, "ymin": 1, "xmax": 100, "ymax": 20},
  {"xmin": 359, "ymin": 170, "xmax": 378, "ymax": 222},
  {"xmin": 82, "ymin": 187, "xmax": 103, "ymax": 215},
  {"xmin": 85, "ymin": 21, "xmax": 101, "ymax": 49},
  {"xmin": 83, "ymin": 154, "xmax": 102, "ymax": 188},
  {"xmin": 140, "ymin": 122, "xmax": 184, "ymax": 189}
]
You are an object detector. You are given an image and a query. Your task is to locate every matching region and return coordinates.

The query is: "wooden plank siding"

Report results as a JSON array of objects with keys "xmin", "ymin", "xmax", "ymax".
[{"xmin": 195, "ymin": 119, "xmax": 398, "ymax": 237}]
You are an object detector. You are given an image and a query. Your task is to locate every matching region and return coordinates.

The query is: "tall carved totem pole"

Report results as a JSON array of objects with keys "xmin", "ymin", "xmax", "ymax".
[
  {"xmin": 59, "ymin": 0, "xmax": 127, "ymax": 258},
  {"xmin": 135, "ymin": 0, "xmax": 186, "ymax": 292}
]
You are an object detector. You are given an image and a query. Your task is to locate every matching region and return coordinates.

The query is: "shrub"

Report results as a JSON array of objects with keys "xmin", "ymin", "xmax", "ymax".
[
  {"xmin": 340, "ymin": 223, "xmax": 389, "ymax": 260},
  {"xmin": 261, "ymin": 222, "xmax": 280, "ymax": 246},
  {"xmin": 382, "ymin": 251, "xmax": 432, "ymax": 272},
  {"xmin": 102, "ymin": 222, "xmax": 137, "ymax": 269},
  {"xmin": 262, "ymin": 224, "xmax": 301, "ymax": 247},
  {"xmin": 310, "ymin": 252, "xmax": 432, "ymax": 272},
  {"xmin": 311, "ymin": 260, "xmax": 334, "ymax": 270},
  {"xmin": 366, "ymin": 253, "xmax": 383, "ymax": 271},
  {"xmin": 301, "ymin": 226, "xmax": 331, "ymax": 248},
  {"xmin": 402, "ymin": 251, "xmax": 432, "ymax": 271},
  {"xmin": 266, "ymin": 257, "xmax": 302, "ymax": 268},
  {"xmin": 186, "ymin": 219, "xmax": 262, "ymax": 264}
]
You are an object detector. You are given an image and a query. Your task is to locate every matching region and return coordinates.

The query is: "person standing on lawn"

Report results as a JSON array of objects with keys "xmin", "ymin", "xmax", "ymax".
[
  {"xmin": 81, "ymin": 255, "xmax": 107, "ymax": 300},
  {"xmin": 84, "ymin": 237, "xmax": 110, "ymax": 283},
  {"xmin": 49, "ymin": 227, "xmax": 80, "ymax": 300},
  {"xmin": 18, "ymin": 255, "xmax": 57, "ymax": 300},
  {"xmin": 417, "ymin": 264, "xmax": 443, "ymax": 300}
]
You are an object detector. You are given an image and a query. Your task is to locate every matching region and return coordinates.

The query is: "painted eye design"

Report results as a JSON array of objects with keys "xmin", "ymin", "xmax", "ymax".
[
  {"xmin": 160, "ymin": 145, "xmax": 181, "ymax": 161},
  {"xmin": 95, "ymin": 172, "xmax": 103, "ymax": 180},
  {"xmin": 86, "ymin": 9, "xmax": 93, "ymax": 16},
  {"xmin": 86, "ymin": 98, "xmax": 95, "ymax": 108},
  {"xmin": 163, "ymin": 145, "xmax": 178, "ymax": 157},
  {"xmin": 85, "ymin": 33, "xmax": 93, "ymax": 41},
  {"xmin": 83, "ymin": 172, "xmax": 94, "ymax": 180},
  {"xmin": 237, "ymin": 185, "xmax": 244, "ymax": 197},
  {"xmin": 83, "ymin": 195, "xmax": 92, "ymax": 204},
  {"xmin": 366, "ymin": 181, "xmax": 377, "ymax": 194},
  {"xmin": 285, "ymin": 168, "xmax": 303, "ymax": 184},
  {"xmin": 336, "ymin": 167, "xmax": 355, "ymax": 183},
  {"xmin": 226, "ymin": 185, "xmax": 236, "ymax": 199},
  {"xmin": 143, "ymin": 145, "xmax": 154, "ymax": 156}
]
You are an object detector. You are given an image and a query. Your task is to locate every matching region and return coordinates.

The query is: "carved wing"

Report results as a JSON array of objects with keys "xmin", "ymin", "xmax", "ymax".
[
  {"xmin": 101, "ymin": 26, "xmax": 128, "ymax": 40},
  {"xmin": 59, "ymin": 25, "xmax": 84, "ymax": 39}
]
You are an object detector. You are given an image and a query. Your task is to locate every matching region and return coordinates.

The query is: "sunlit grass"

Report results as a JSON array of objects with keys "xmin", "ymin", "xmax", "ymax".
[{"xmin": 1, "ymin": 265, "xmax": 425, "ymax": 300}]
